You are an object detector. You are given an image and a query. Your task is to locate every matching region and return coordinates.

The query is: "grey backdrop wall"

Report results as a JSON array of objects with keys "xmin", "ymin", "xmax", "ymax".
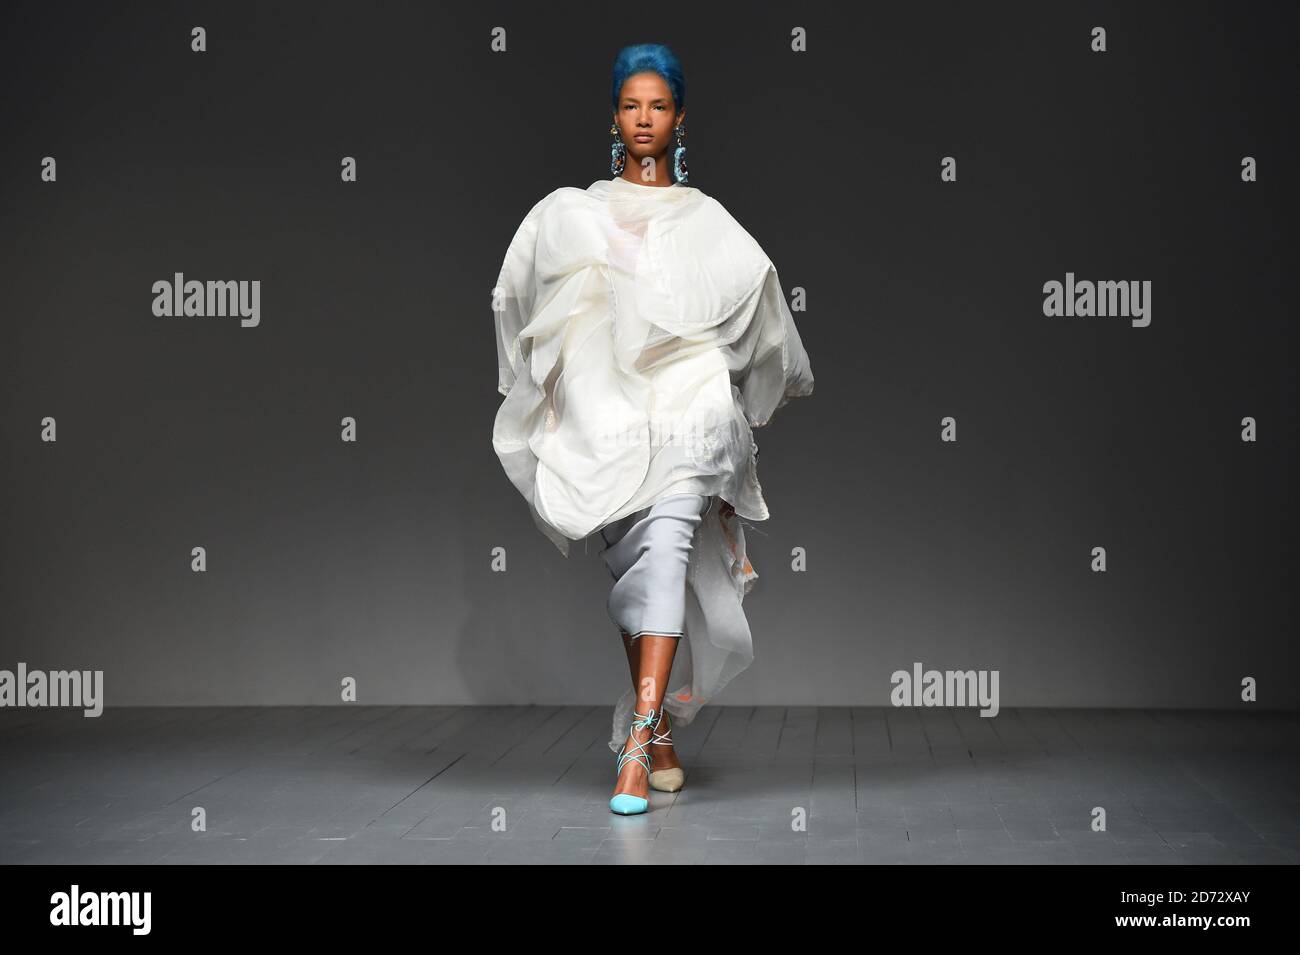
[{"xmin": 1, "ymin": 1, "xmax": 1296, "ymax": 708}]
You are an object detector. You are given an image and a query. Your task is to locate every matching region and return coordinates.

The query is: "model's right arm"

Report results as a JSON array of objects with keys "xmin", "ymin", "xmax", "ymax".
[{"xmin": 492, "ymin": 204, "xmax": 546, "ymax": 397}]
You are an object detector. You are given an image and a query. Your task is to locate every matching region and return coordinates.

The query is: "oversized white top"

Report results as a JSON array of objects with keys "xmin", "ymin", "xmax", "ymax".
[{"xmin": 491, "ymin": 175, "xmax": 814, "ymax": 750}]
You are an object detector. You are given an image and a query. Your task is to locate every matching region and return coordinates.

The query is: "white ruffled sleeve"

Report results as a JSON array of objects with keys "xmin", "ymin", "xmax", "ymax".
[
  {"xmin": 735, "ymin": 265, "xmax": 815, "ymax": 428},
  {"xmin": 492, "ymin": 201, "xmax": 546, "ymax": 397}
]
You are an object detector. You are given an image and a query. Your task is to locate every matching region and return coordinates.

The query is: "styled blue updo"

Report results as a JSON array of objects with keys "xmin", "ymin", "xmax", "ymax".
[{"xmin": 611, "ymin": 43, "xmax": 686, "ymax": 112}]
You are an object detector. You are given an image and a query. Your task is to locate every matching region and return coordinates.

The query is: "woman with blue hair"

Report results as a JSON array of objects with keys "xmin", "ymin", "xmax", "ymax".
[
  {"xmin": 492, "ymin": 43, "xmax": 814, "ymax": 816},
  {"xmin": 608, "ymin": 43, "xmax": 689, "ymax": 185}
]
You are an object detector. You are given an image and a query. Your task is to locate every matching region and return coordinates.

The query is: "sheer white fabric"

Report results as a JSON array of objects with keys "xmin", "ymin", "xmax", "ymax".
[{"xmin": 491, "ymin": 175, "xmax": 814, "ymax": 752}]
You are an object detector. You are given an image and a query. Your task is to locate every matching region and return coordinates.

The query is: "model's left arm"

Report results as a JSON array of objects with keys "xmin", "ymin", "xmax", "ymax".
[{"xmin": 735, "ymin": 265, "xmax": 815, "ymax": 428}]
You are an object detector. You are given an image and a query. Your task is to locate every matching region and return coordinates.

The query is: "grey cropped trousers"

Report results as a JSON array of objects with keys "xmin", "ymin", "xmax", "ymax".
[{"xmin": 598, "ymin": 492, "xmax": 711, "ymax": 639}]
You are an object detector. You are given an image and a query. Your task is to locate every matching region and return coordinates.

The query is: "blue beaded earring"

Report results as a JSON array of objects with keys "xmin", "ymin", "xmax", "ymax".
[
  {"xmin": 610, "ymin": 122, "xmax": 626, "ymax": 176},
  {"xmin": 672, "ymin": 123, "xmax": 688, "ymax": 184}
]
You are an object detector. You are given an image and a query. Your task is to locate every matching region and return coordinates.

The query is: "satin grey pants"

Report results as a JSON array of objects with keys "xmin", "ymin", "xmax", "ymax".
[{"xmin": 599, "ymin": 492, "xmax": 710, "ymax": 639}]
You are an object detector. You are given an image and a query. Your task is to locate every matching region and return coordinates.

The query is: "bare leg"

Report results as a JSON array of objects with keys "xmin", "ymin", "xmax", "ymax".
[
  {"xmin": 613, "ymin": 632, "xmax": 679, "ymax": 801},
  {"xmin": 622, "ymin": 631, "xmax": 682, "ymax": 775}
]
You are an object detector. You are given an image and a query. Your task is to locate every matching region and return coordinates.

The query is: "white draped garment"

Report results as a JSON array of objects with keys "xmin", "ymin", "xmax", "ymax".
[{"xmin": 491, "ymin": 175, "xmax": 814, "ymax": 752}]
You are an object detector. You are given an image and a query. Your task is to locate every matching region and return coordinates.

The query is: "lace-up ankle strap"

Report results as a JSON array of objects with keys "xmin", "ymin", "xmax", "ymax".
[
  {"xmin": 650, "ymin": 708, "xmax": 673, "ymax": 745},
  {"xmin": 617, "ymin": 708, "xmax": 658, "ymax": 777}
]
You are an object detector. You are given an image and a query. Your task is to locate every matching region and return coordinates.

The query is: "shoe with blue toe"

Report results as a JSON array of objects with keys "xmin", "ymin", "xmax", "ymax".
[{"xmin": 609, "ymin": 707, "xmax": 658, "ymax": 815}]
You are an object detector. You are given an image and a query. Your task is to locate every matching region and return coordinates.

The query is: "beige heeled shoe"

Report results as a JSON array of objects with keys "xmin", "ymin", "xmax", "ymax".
[{"xmin": 647, "ymin": 709, "xmax": 685, "ymax": 793}]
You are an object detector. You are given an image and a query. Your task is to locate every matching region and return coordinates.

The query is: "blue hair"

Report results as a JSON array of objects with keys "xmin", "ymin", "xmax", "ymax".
[{"xmin": 611, "ymin": 44, "xmax": 685, "ymax": 112}]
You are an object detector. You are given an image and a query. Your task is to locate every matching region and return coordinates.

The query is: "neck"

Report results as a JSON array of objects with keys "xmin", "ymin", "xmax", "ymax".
[{"xmin": 619, "ymin": 156, "xmax": 675, "ymax": 187}]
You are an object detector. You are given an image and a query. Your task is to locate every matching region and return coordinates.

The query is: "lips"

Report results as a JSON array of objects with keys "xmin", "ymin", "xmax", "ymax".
[{"xmin": 633, "ymin": 134, "xmax": 653, "ymax": 142}]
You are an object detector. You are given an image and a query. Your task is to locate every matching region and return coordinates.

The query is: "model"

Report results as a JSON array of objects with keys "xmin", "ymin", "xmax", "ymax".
[{"xmin": 491, "ymin": 43, "xmax": 814, "ymax": 815}]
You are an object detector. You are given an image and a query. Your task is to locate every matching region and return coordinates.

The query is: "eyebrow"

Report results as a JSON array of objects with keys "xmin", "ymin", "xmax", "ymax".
[{"xmin": 621, "ymin": 97, "xmax": 671, "ymax": 104}]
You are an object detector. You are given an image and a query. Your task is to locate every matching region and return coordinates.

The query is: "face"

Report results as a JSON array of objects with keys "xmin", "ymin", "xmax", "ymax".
[{"xmin": 613, "ymin": 71, "xmax": 684, "ymax": 168}]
